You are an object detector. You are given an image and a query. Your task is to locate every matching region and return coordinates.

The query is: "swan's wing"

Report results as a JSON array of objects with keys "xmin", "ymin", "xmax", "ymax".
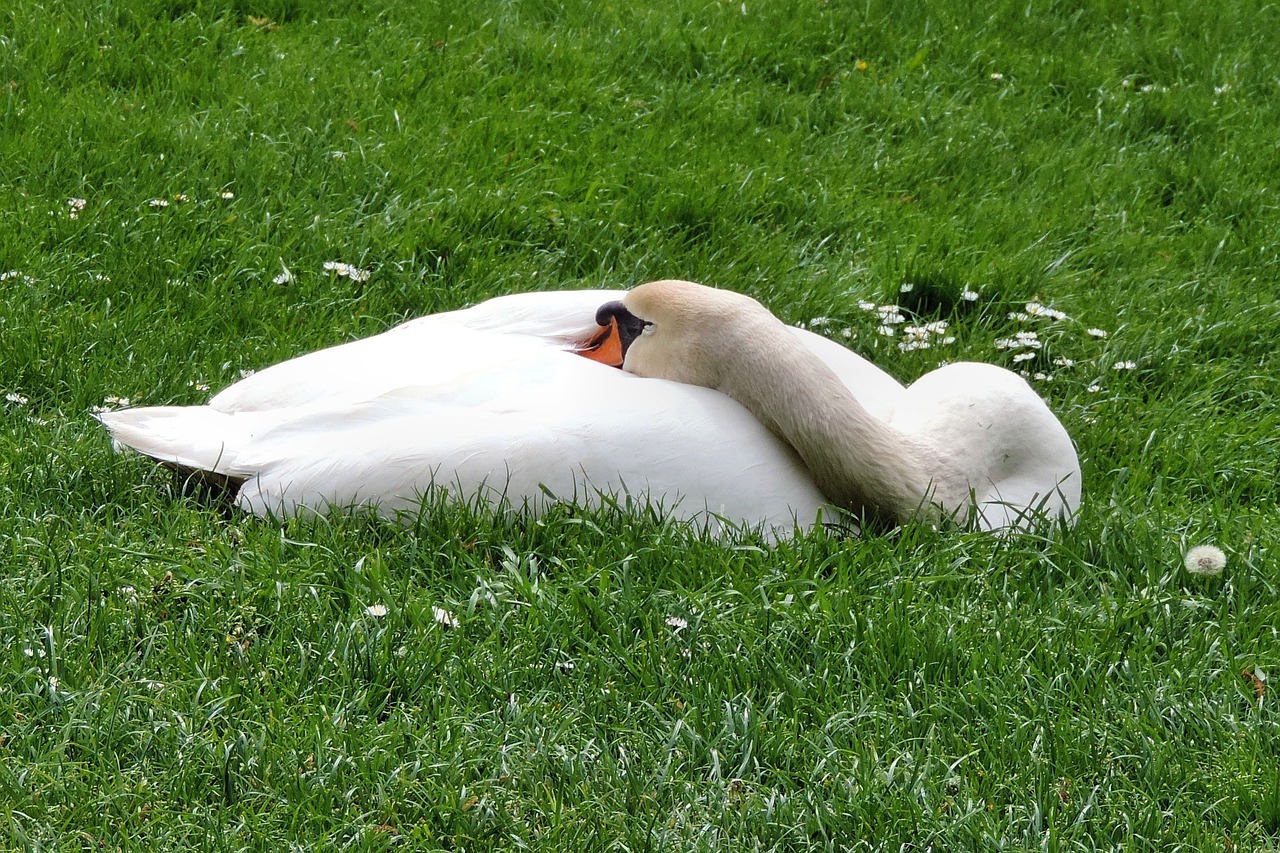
[
  {"xmin": 105, "ymin": 348, "xmax": 832, "ymax": 534},
  {"xmin": 892, "ymin": 362, "xmax": 1081, "ymax": 529},
  {"xmin": 210, "ymin": 290, "xmax": 626, "ymax": 413}
]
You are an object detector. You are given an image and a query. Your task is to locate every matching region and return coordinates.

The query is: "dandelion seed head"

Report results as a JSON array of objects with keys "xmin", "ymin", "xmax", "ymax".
[{"xmin": 1183, "ymin": 544, "xmax": 1226, "ymax": 576}]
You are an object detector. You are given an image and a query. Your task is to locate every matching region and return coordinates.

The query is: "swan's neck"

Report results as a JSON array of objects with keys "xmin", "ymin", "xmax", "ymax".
[{"xmin": 721, "ymin": 322, "xmax": 953, "ymax": 525}]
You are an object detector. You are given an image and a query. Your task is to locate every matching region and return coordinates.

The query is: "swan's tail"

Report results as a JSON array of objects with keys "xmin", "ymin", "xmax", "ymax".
[{"xmin": 95, "ymin": 405, "xmax": 254, "ymax": 478}]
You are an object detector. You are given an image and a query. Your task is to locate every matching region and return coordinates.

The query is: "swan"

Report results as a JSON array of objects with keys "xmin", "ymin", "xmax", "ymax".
[
  {"xmin": 96, "ymin": 281, "xmax": 1080, "ymax": 534},
  {"xmin": 585, "ymin": 280, "xmax": 1081, "ymax": 530},
  {"xmin": 96, "ymin": 288, "xmax": 908, "ymax": 536}
]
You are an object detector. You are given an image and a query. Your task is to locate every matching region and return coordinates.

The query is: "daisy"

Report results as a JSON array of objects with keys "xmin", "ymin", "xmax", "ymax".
[{"xmin": 432, "ymin": 606, "xmax": 459, "ymax": 628}]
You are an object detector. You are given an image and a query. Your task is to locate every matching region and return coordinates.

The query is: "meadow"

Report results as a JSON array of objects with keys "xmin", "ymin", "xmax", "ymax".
[{"xmin": 2, "ymin": 0, "xmax": 1279, "ymax": 849}]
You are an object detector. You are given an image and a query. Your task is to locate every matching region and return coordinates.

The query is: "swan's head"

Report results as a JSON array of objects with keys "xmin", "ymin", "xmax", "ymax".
[{"xmin": 582, "ymin": 280, "xmax": 774, "ymax": 388}]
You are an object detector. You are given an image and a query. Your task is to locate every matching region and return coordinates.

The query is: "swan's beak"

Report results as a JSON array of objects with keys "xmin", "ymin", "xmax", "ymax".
[
  {"xmin": 576, "ymin": 317, "xmax": 626, "ymax": 368},
  {"xmin": 576, "ymin": 300, "xmax": 647, "ymax": 368}
]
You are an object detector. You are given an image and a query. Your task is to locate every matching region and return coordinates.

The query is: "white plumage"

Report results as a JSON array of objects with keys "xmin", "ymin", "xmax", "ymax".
[{"xmin": 98, "ymin": 284, "xmax": 1080, "ymax": 535}]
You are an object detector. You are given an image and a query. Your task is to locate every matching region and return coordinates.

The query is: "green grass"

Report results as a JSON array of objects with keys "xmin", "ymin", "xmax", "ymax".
[{"xmin": 2, "ymin": 0, "xmax": 1279, "ymax": 848}]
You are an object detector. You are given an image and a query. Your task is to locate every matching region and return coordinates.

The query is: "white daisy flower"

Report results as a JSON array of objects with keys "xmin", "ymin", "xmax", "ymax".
[
  {"xmin": 364, "ymin": 603, "xmax": 388, "ymax": 618},
  {"xmin": 1025, "ymin": 302, "xmax": 1069, "ymax": 321},
  {"xmin": 1086, "ymin": 328, "xmax": 1108, "ymax": 338},
  {"xmin": 432, "ymin": 606, "xmax": 459, "ymax": 628},
  {"xmin": 665, "ymin": 615, "xmax": 688, "ymax": 631}
]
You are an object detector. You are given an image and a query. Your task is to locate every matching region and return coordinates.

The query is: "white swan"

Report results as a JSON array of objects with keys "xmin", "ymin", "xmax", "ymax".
[
  {"xmin": 590, "ymin": 280, "xmax": 1081, "ymax": 530},
  {"xmin": 97, "ymin": 288, "xmax": 906, "ymax": 536},
  {"xmin": 97, "ymin": 281, "xmax": 1080, "ymax": 535}
]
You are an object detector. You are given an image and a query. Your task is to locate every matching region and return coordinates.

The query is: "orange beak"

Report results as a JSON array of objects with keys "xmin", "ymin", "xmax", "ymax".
[{"xmin": 574, "ymin": 318, "xmax": 625, "ymax": 368}]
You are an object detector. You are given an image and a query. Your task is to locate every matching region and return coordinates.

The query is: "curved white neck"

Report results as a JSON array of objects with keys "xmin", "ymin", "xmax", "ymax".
[{"xmin": 719, "ymin": 321, "xmax": 951, "ymax": 525}]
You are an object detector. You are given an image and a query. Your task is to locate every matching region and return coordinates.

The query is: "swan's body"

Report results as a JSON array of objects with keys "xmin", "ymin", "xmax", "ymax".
[
  {"xmin": 98, "ymin": 289, "xmax": 906, "ymax": 535},
  {"xmin": 98, "ymin": 283, "xmax": 1080, "ymax": 535}
]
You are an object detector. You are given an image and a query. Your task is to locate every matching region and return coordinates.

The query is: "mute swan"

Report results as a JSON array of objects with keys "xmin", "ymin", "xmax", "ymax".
[
  {"xmin": 97, "ymin": 288, "xmax": 907, "ymax": 536},
  {"xmin": 583, "ymin": 280, "xmax": 1081, "ymax": 530}
]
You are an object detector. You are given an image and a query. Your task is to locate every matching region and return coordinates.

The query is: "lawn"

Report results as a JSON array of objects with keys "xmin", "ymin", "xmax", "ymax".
[{"xmin": 2, "ymin": 0, "xmax": 1278, "ymax": 849}]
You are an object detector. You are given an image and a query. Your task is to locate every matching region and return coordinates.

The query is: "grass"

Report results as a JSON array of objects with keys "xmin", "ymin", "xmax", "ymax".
[{"xmin": 2, "ymin": 0, "xmax": 1279, "ymax": 848}]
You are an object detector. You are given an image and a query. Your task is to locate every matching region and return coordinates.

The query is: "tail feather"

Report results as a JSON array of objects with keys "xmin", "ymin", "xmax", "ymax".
[{"xmin": 95, "ymin": 406, "xmax": 257, "ymax": 477}]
